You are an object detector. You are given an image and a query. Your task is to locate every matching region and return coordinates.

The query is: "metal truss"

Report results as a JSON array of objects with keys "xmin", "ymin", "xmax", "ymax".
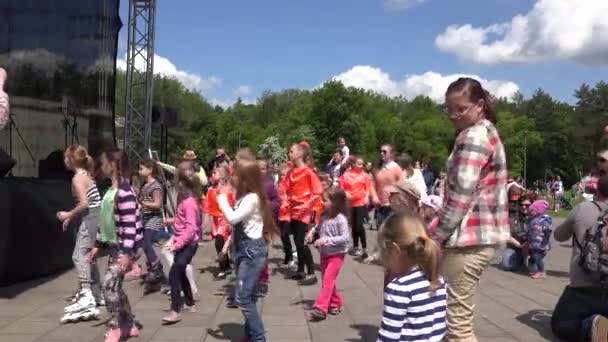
[{"xmin": 123, "ymin": 0, "xmax": 156, "ymax": 160}]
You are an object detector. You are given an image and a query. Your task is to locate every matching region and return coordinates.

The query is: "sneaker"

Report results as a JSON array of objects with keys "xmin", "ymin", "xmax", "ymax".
[
  {"xmin": 96, "ymin": 298, "xmax": 106, "ymax": 307},
  {"xmin": 298, "ymin": 275, "xmax": 318, "ymax": 286},
  {"xmin": 184, "ymin": 305, "xmax": 197, "ymax": 313},
  {"xmin": 64, "ymin": 288, "xmax": 81, "ymax": 302},
  {"xmin": 60, "ymin": 307, "xmax": 100, "ymax": 324},
  {"xmin": 226, "ymin": 299, "xmax": 238, "ymax": 309},
  {"xmin": 64, "ymin": 288, "xmax": 96, "ymax": 313},
  {"xmin": 352, "ymin": 248, "xmax": 363, "ymax": 257},
  {"xmin": 591, "ymin": 315, "xmax": 608, "ymax": 342},
  {"xmin": 291, "ymin": 272, "xmax": 306, "ymax": 281},
  {"xmin": 287, "ymin": 260, "xmax": 296, "ymax": 269},
  {"xmin": 531, "ymin": 272, "xmax": 546, "ymax": 279},
  {"xmin": 162, "ymin": 310, "xmax": 181, "ymax": 324},
  {"xmin": 309, "ymin": 308, "xmax": 327, "ymax": 322},
  {"xmin": 329, "ymin": 307, "xmax": 342, "ymax": 315},
  {"xmin": 360, "ymin": 250, "xmax": 369, "ymax": 260}
]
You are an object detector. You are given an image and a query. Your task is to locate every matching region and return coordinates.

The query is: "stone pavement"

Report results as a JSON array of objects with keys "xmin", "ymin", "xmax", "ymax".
[{"xmin": 0, "ymin": 222, "xmax": 569, "ymax": 342}]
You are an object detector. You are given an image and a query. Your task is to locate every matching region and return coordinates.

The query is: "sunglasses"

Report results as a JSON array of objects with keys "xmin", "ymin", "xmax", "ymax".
[
  {"xmin": 521, "ymin": 203, "xmax": 531, "ymax": 207},
  {"xmin": 599, "ymin": 158, "xmax": 607, "ymax": 163},
  {"xmin": 380, "ymin": 150, "xmax": 389, "ymax": 154}
]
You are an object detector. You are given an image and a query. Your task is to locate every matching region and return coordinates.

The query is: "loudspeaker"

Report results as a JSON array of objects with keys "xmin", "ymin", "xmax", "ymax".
[
  {"xmin": 39, "ymin": 150, "xmax": 72, "ymax": 180},
  {"xmin": 152, "ymin": 106, "xmax": 179, "ymax": 127},
  {"xmin": 0, "ymin": 148, "xmax": 16, "ymax": 177}
]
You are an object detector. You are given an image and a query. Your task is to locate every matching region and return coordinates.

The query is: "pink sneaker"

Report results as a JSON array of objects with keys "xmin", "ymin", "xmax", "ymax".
[
  {"xmin": 531, "ymin": 272, "xmax": 545, "ymax": 279},
  {"xmin": 104, "ymin": 328, "xmax": 121, "ymax": 342}
]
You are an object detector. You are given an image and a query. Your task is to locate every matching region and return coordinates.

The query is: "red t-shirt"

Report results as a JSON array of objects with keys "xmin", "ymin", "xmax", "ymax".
[
  {"xmin": 339, "ymin": 169, "xmax": 371, "ymax": 208},
  {"xmin": 277, "ymin": 175, "xmax": 290, "ymax": 222},
  {"xmin": 204, "ymin": 187, "xmax": 234, "ymax": 239},
  {"xmin": 285, "ymin": 166, "xmax": 323, "ymax": 224}
]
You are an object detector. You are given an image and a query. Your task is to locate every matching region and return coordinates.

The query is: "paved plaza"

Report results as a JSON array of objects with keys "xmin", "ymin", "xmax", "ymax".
[{"xmin": 0, "ymin": 222, "xmax": 570, "ymax": 342}]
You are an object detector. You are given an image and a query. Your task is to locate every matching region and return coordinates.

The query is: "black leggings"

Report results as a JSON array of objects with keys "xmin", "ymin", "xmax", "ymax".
[
  {"xmin": 280, "ymin": 221, "xmax": 293, "ymax": 263},
  {"xmin": 351, "ymin": 206, "xmax": 367, "ymax": 249},
  {"xmin": 291, "ymin": 220, "xmax": 314, "ymax": 275},
  {"xmin": 214, "ymin": 235, "xmax": 230, "ymax": 272}
]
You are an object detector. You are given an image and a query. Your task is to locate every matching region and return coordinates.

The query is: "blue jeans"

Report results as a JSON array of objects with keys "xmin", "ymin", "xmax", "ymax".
[
  {"xmin": 234, "ymin": 238, "xmax": 267, "ymax": 342},
  {"xmin": 552, "ymin": 286, "xmax": 608, "ymax": 341},
  {"xmin": 529, "ymin": 250, "xmax": 546, "ymax": 273},
  {"xmin": 375, "ymin": 206, "xmax": 392, "ymax": 228},
  {"xmin": 143, "ymin": 229, "xmax": 162, "ymax": 269},
  {"xmin": 501, "ymin": 247, "xmax": 525, "ymax": 271}
]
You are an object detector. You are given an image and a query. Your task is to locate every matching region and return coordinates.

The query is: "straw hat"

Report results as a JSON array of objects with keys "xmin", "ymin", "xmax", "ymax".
[{"xmin": 183, "ymin": 150, "xmax": 197, "ymax": 160}]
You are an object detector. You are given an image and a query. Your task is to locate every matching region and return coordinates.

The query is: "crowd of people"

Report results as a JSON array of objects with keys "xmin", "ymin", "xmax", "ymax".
[{"xmin": 49, "ymin": 76, "xmax": 608, "ymax": 342}]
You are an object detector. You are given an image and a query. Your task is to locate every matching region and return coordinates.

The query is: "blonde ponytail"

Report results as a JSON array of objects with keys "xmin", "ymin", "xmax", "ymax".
[{"xmin": 417, "ymin": 237, "xmax": 440, "ymax": 291}]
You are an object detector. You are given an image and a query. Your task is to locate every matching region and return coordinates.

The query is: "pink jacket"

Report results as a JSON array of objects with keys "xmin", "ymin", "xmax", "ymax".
[
  {"xmin": 0, "ymin": 78, "xmax": 9, "ymax": 130},
  {"xmin": 172, "ymin": 195, "xmax": 201, "ymax": 250}
]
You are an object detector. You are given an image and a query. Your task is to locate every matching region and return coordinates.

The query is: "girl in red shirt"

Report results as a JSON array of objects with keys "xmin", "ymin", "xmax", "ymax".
[
  {"xmin": 203, "ymin": 166, "xmax": 234, "ymax": 278},
  {"xmin": 285, "ymin": 142, "xmax": 323, "ymax": 284},
  {"xmin": 339, "ymin": 156, "xmax": 371, "ymax": 259}
]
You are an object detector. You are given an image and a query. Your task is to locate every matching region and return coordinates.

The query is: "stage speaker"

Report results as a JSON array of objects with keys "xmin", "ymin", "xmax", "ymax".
[
  {"xmin": 152, "ymin": 106, "xmax": 179, "ymax": 128},
  {"xmin": 39, "ymin": 150, "xmax": 72, "ymax": 180},
  {"xmin": 0, "ymin": 148, "xmax": 16, "ymax": 177}
]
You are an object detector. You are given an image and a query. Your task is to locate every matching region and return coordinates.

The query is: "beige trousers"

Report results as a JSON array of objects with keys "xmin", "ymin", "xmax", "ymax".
[{"xmin": 440, "ymin": 245, "xmax": 496, "ymax": 342}]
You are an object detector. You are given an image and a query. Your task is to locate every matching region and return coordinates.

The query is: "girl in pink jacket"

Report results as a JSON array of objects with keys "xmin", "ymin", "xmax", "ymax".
[{"xmin": 162, "ymin": 163, "xmax": 202, "ymax": 324}]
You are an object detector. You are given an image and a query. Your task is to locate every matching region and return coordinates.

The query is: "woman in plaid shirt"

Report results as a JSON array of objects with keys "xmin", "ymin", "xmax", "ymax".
[{"xmin": 433, "ymin": 77, "xmax": 510, "ymax": 342}]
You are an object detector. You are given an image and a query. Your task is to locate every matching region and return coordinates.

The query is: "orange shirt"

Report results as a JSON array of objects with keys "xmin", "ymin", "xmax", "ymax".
[
  {"xmin": 277, "ymin": 176, "xmax": 290, "ymax": 222},
  {"xmin": 374, "ymin": 161, "xmax": 402, "ymax": 206},
  {"xmin": 339, "ymin": 169, "xmax": 371, "ymax": 208},
  {"xmin": 204, "ymin": 187, "xmax": 234, "ymax": 217},
  {"xmin": 285, "ymin": 166, "xmax": 323, "ymax": 224}
]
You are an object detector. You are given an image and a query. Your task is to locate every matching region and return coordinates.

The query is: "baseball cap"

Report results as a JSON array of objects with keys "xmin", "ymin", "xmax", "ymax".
[{"xmin": 421, "ymin": 195, "xmax": 442, "ymax": 212}]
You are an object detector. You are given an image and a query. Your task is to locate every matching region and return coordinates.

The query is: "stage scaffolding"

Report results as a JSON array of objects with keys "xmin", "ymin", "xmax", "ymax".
[{"xmin": 124, "ymin": 0, "xmax": 156, "ymax": 161}]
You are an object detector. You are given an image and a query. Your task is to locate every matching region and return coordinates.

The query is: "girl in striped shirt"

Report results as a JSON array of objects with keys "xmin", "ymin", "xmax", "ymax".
[
  {"xmin": 138, "ymin": 159, "xmax": 165, "ymax": 288},
  {"xmin": 91, "ymin": 148, "xmax": 143, "ymax": 342},
  {"xmin": 377, "ymin": 212, "xmax": 447, "ymax": 342}
]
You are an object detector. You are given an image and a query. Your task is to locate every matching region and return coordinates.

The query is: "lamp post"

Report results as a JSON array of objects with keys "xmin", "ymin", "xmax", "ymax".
[{"xmin": 523, "ymin": 130, "xmax": 528, "ymax": 186}]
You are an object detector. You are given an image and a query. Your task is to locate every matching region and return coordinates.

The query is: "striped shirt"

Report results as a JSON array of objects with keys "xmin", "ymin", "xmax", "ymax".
[
  {"xmin": 140, "ymin": 179, "xmax": 164, "ymax": 231},
  {"xmin": 76, "ymin": 170, "xmax": 101, "ymax": 208},
  {"xmin": 377, "ymin": 270, "xmax": 447, "ymax": 342},
  {"xmin": 115, "ymin": 179, "xmax": 144, "ymax": 254}
]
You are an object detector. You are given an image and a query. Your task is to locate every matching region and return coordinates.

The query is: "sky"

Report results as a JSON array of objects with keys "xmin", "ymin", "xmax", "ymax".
[{"xmin": 117, "ymin": 0, "xmax": 608, "ymax": 107}]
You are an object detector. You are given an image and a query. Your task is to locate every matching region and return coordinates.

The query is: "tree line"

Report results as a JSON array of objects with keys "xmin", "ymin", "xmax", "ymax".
[{"xmin": 114, "ymin": 70, "xmax": 608, "ymax": 186}]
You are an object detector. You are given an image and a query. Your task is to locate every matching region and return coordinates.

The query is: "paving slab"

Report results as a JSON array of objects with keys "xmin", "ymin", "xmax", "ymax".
[{"xmin": 0, "ymin": 219, "xmax": 572, "ymax": 341}]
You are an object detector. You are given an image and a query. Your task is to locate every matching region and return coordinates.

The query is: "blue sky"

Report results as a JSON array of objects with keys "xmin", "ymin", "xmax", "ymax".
[{"xmin": 118, "ymin": 0, "xmax": 608, "ymax": 106}]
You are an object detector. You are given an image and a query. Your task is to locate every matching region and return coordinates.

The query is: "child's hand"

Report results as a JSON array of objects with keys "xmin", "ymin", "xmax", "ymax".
[
  {"xmin": 314, "ymin": 237, "xmax": 327, "ymax": 247},
  {"xmin": 62, "ymin": 219, "xmax": 71, "ymax": 232},
  {"xmin": 305, "ymin": 230, "xmax": 315, "ymax": 244},
  {"xmin": 87, "ymin": 247, "xmax": 98, "ymax": 262},
  {"xmin": 164, "ymin": 217, "xmax": 175, "ymax": 226},
  {"xmin": 56, "ymin": 211, "xmax": 70, "ymax": 222}
]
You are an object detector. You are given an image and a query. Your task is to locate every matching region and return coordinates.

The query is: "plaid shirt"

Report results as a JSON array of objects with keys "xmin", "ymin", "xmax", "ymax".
[{"xmin": 435, "ymin": 119, "xmax": 510, "ymax": 248}]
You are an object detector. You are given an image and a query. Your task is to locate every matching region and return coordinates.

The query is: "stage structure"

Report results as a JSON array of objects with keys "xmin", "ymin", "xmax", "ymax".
[
  {"xmin": 0, "ymin": 0, "xmax": 121, "ymax": 286},
  {"xmin": 124, "ymin": 0, "xmax": 157, "ymax": 160}
]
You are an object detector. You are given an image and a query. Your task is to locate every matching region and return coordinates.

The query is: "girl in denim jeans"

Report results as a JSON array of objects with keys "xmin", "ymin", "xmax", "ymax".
[
  {"xmin": 527, "ymin": 200, "xmax": 553, "ymax": 279},
  {"xmin": 217, "ymin": 159, "xmax": 279, "ymax": 342}
]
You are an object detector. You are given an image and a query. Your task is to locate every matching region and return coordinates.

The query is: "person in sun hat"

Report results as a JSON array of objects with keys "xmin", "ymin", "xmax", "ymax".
[
  {"xmin": 158, "ymin": 150, "xmax": 208, "ymax": 186},
  {"xmin": 386, "ymin": 182, "xmax": 421, "ymax": 215},
  {"xmin": 421, "ymin": 195, "xmax": 442, "ymax": 226}
]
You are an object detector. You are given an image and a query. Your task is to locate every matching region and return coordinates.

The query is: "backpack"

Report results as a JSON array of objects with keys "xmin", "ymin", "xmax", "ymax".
[{"xmin": 573, "ymin": 202, "xmax": 608, "ymax": 285}]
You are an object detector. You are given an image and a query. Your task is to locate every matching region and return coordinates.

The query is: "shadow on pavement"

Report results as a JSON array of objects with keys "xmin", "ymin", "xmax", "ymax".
[
  {"xmin": 347, "ymin": 323, "xmax": 378, "ymax": 342},
  {"xmin": 207, "ymin": 322, "xmax": 243, "ymax": 341},
  {"xmin": 0, "ymin": 270, "xmax": 68, "ymax": 299},
  {"xmin": 516, "ymin": 309, "xmax": 556, "ymax": 341}
]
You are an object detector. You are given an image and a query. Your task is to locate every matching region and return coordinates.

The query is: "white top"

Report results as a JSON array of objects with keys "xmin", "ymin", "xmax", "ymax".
[
  {"xmin": 341, "ymin": 145, "xmax": 350, "ymax": 164},
  {"xmin": 404, "ymin": 168, "xmax": 428, "ymax": 200},
  {"xmin": 218, "ymin": 192, "xmax": 263, "ymax": 240}
]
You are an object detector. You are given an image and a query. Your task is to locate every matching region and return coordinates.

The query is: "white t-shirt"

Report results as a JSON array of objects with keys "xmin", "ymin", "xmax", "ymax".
[
  {"xmin": 341, "ymin": 145, "xmax": 350, "ymax": 164},
  {"xmin": 404, "ymin": 168, "xmax": 427, "ymax": 200},
  {"xmin": 218, "ymin": 192, "xmax": 263, "ymax": 239}
]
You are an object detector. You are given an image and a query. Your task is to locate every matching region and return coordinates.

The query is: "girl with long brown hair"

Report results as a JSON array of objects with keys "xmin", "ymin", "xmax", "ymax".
[{"xmin": 217, "ymin": 159, "xmax": 278, "ymax": 342}]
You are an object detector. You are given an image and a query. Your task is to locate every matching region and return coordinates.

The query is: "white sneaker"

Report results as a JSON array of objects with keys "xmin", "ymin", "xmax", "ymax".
[
  {"xmin": 287, "ymin": 260, "xmax": 296, "ymax": 269},
  {"xmin": 64, "ymin": 288, "xmax": 96, "ymax": 313},
  {"xmin": 60, "ymin": 307, "xmax": 100, "ymax": 324}
]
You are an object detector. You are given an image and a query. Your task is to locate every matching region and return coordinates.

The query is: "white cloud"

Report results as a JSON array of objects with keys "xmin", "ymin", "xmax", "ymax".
[
  {"xmin": 117, "ymin": 54, "xmax": 222, "ymax": 94},
  {"xmin": 435, "ymin": 0, "xmax": 608, "ymax": 65},
  {"xmin": 331, "ymin": 65, "xmax": 519, "ymax": 102},
  {"xmin": 232, "ymin": 85, "xmax": 252, "ymax": 97},
  {"xmin": 384, "ymin": 0, "xmax": 427, "ymax": 11}
]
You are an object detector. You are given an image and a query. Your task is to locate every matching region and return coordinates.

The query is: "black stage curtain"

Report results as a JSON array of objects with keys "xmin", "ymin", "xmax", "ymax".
[{"xmin": 0, "ymin": 178, "xmax": 75, "ymax": 286}]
